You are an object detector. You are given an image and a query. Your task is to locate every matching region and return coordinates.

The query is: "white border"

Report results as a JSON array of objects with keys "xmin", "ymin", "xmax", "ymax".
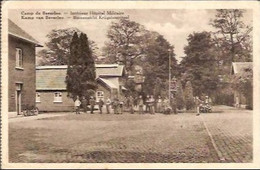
[{"xmin": 1, "ymin": 1, "xmax": 260, "ymax": 169}]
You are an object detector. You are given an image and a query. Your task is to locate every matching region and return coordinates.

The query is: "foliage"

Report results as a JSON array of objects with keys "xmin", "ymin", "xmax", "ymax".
[
  {"xmin": 138, "ymin": 32, "xmax": 178, "ymax": 96},
  {"xmin": 153, "ymin": 77, "xmax": 163, "ymax": 98},
  {"xmin": 176, "ymin": 81, "xmax": 185, "ymax": 110},
  {"xmin": 211, "ymin": 9, "xmax": 252, "ymax": 64},
  {"xmin": 104, "ymin": 19, "xmax": 178, "ymax": 96},
  {"xmin": 125, "ymin": 78, "xmax": 137, "ymax": 96},
  {"xmin": 103, "ymin": 19, "xmax": 145, "ymax": 71},
  {"xmin": 66, "ymin": 32, "xmax": 97, "ymax": 100},
  {"xmin": 37, "ymin": 28, "xmax": 98, "ymax": 66},
  {"xmin": 184, "ymin": 81, "xmax": 195, "ymax": 110},
  {"xmin": 214, "ymin": 92, "xmax": 234, "ymax": 106},
  {"xmin": 180, "ymin": 31, "xmax": 219, "ymax": 97},
  {"xmin": 232, "ymin": 67, "xmax": 253, "ymax": 109}
]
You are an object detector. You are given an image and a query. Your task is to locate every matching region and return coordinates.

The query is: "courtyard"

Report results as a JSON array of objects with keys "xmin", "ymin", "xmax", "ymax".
[{"xmin": 9, "ymin": 106, "xmax": 252, "ymax": 163}]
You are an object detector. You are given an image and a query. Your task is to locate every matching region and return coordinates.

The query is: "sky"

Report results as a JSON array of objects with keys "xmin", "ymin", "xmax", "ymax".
[{"xmin": 9, "ymin": 9, "xmax": 252, "ymax": 62}]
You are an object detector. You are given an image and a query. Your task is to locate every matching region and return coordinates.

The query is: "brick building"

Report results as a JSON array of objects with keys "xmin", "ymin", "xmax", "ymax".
[
  {"xmin": 36, "ymin": 64, "xmax": 126, "ymax": 112},
  {"xmin": 8, "ymin": 19, "xmax": 42, "ymax": 116}
]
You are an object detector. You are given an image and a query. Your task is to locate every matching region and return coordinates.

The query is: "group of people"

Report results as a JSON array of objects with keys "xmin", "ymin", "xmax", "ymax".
[{"xmin": 74, "ymin": 95, "xmax": 172, "ymax": 115}]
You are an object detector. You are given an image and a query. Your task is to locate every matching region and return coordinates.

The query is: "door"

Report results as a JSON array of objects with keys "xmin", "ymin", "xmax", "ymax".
[
  {"xmin": 16, "ymin": 91, "xmax": 21, "ymax": 115},
  {"xmin": 16, "ymin": 83, "xmax": 22, "ymax": 115}
]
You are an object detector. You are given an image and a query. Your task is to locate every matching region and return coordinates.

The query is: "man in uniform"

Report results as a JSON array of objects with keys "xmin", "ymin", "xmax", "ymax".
[
  {"xmin": 81, "ymin": 96, "xmax": 88, "ymax": 113},
  {"xmin": 89, "ymin": 96, "xmax": 95, "ymax": 114},
  {"xmin": 98, "ymin": 98, "xmax": 104, "ymax": 114},
  {"xmin": 138, "ymin": 95, "xmax": 144, "ymax": 114},
  {"xmin": 106, "ymin": 97, "xmax": 111, "ymax": 114}
]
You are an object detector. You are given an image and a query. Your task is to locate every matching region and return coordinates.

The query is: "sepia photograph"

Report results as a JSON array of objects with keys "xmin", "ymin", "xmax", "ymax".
[{"xmin": 1, "ymin": 0, "xmax": 260, "ymax": 169}]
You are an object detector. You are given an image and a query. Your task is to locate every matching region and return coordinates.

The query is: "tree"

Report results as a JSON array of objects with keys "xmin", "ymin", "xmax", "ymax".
[
  {"xmin": 104, "ymin": 19, "xmax": 178, "ymax": 96},
  {"xmin": 232, "ymin": 67, "xmax": 253, "ymax": 109},
  {"xmin": 184, "ymin": 81, "xmax": 195, "ymax": 110},
  {"xmin": 66, "ymin": 32, "xmax": 97, "ymax": 100},
  {"xmin": 37, "ymin": 28, "xmax": 99, "ymax": 66},
  {"xmin": 211, "ymin": 9, "xmax": 252, "ymax": 63},
  {"xmin": 176, "ymin": 81, "xmax": 185, "ymax": 110},
  {"xmin": 140, "ymin": 32, "xmax": 178, "ymax": 96},
  {"xmin": 153, "ymin": 77, "xmax": 162, "ymax": 98},
  {"xmin": 180, "ymin": 31, "xmax": 219, "ymax": 96},
  {"xmin": 104, "ymin": 19, "xmax": 145, "ymax": 71}
]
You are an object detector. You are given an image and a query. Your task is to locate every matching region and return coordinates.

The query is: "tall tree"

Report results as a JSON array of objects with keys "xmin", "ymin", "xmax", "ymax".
[
  {"xmin": 37, "ymin": 28, "xmax": 99, "ymax": 66},
  {"xmin": 66, "ymin": 32, "xmax": 97, "ymax": 100},
  {"xmin": 184, "ymin": 81, "xmax": 195, "ymax": 110},
  {"xmin": 104, "ymin": 19, "xmax": 178, "ymax": 96},
  {"xmin": 104, "ymin": 19, "xmax": 145, "ymax": 72},
  {"xmin": 180, "ymin": 31, "xmax": 219, "ymax": 96},
  {"xmin": 137, "ymin": 31, "xmax": 177, "ymax": 96},
  {"xmin": 211, "ymin": 9, "xmax": 252, "ymax": 63}
]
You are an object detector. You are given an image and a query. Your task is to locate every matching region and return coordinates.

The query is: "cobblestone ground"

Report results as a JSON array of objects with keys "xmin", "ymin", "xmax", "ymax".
[
  {"xmin": 9, "ymin": 106, "xmax": 252, "ymax": 163},
  {"xmin": 200, "ymin": 106, "xmax": 253, "ymax": 163}
]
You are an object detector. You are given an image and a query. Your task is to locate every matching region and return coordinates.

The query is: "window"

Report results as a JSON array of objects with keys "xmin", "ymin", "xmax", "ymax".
[
  {"xmin": 54, "ymin": 92, "xmax": 62, "ymax": 102},
  {"xmin": 16, "ymin": 48, "xmax": 23, "ymax": 68},
  {"xmin": 96, "ymin": 91, "xmax": 104, "ymax": 101},
  {"xmin": 36, "ymin": 92, "xmax": 41, "ymax": 102},
  {"xmin": 15, "ymin": 83, "xmax": 22, "ymax": 91}
]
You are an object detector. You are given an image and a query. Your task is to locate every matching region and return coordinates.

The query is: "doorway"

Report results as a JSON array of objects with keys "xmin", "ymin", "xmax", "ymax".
[{"xmin": 16, "ymin": 83, "xmax": 22, "ymax": 115}]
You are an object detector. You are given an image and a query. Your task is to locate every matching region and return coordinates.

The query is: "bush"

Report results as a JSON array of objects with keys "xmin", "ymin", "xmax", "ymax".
[{"xmin": 214, "ymin": 93, "xmax": 234, "ymax": 106}]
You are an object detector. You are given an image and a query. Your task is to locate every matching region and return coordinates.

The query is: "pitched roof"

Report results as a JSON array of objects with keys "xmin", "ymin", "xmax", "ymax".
[
  {"xmin": 8, "ymin": 19, "xmax": 42, "ymax": 47},
  {"xmin": 232, "ymin": 62, "xmax": 253, "ymax": 74},
  {"xmin": 97, "ymin": 77, "xmax": 119, "ymax": 89},
  {"xmin": 36, "ymin": 64, "xmax": 125, "ymax": 90},
  {"xmin": 36, "ymin": 68, "xmax": 67, "ymax": 90},
  {"xmin": 96, "ymin": 64, "xmax": 125, "ymax": 77}
]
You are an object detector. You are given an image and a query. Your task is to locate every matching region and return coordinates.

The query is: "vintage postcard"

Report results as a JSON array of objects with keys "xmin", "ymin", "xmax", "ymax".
[{"xmin": 1, "ymin": 0, "xmax": 260, "ymax": 169}]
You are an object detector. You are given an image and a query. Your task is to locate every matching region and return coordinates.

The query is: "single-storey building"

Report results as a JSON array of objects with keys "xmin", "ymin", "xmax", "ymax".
[
  {"xmin": 36, "ymin": 64, "xmax": 126, "ymax": 112},
  {"xmin": 231, "ymin": 62, "xmax": 253, "ymax": 108},
  {"xmin": 8, "ymin": 19, "xmax": 42, "ymax": 116}
]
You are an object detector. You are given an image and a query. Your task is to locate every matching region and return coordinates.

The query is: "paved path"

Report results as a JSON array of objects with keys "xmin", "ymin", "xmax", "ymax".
[
  {"xmin": 9, "ymin": 113, "xmax": 69, "ymax": 123},
  {"xmin": 200, "ymin": 106, "xmax": 252, "ymax": 163},
  {"xmin": 8, "ymin": 105, "xmax": 252, "ymax": 163}
]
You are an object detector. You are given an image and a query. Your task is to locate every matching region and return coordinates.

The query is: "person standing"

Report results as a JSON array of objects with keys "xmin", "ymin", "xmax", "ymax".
[
  {"xmin": 106, "ymin": 97, "xmax": 111, "ymax": 114},
  {"xmin": 145, "ymin": 95, "xmax": 150, "ymax": 113},
  {"xmin": 119, "ymin": 99, "xmax": 124, "ymax": 114},
  {"xmin": 98, "ymin": 98, "xmax": 104, "ymax": 114},
  {"xmin": 235, "ymin": 96, "xmax": 239, "ymax": 108},
  {"xmin": 81, "ymin": 96, "xmax": 88, "ymax": 113},
  {"xmin": 89, "ymin": 96, "xmax": 95, "ymax": 114},
  {"xmin": 157, "ymin": 96, "xmax": 162, "ymax": 113},
  {"xmin": 113, "ymin": 98, "xmax": 119, "ymax": 114},
  {"xmin": 74, "ymin": 96, "xmax": 81, "ymax": 114},
  {"xmin": 138, "ymin": 95, "xmax": 144, "ymax": 114},
  {"xmin": 150, "ymin": 95, "xmax": 155, "ymax": 114},
  {"xmin": 195, "ymin": 96, "xmax": 202, "ymax": 116},
  {"xmin": 162, "ymin": 97, "xmax": 169, "ymax": 114},
  {"xmin": 129, "ymin": 95, "xmax": 134, "ymax": 114}
]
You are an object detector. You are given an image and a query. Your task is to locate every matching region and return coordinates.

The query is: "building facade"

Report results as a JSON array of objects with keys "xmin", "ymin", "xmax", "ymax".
[
  {"xmin": 36, "ymin": 64, "xmax": 126, "ymax": 112},
  {"xmin": 8, "ymin": 19, "xmax": 42, "ymax": 115}
]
